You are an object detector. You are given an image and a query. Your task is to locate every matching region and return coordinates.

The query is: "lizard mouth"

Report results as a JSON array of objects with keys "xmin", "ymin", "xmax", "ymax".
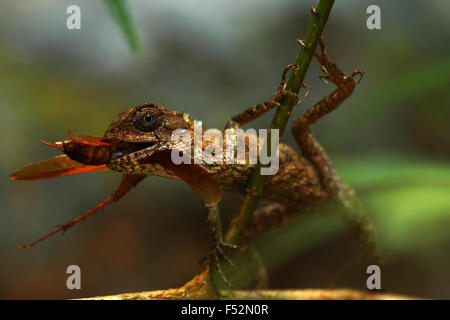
[
  {"xmin": 108, "ymin": 141, "xmax": 158, "ymax": 162},
  {"xmin": 42, "ymin": 132, "xmax": 161, "ymax": 166}
]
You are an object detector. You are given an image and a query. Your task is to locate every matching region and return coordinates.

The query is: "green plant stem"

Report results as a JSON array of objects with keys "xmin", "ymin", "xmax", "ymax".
[{"xmin": 224, "ymin": 0, "xmax": 335, "ymax": 248}]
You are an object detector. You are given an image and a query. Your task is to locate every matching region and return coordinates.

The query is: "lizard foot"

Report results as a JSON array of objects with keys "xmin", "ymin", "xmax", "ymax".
[{"xmin": 209, "ymin": 240, "xmax": 238, "ymax": 287}]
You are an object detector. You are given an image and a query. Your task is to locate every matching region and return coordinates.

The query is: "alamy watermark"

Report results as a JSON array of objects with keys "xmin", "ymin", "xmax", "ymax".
[
  {"xmin": 170, "ymin": 121, "xmax": 280, "ymax": 175},
  {"xmin": 66, "ymin": 5, "xmax": 81, "ymax": 30},
  {"xmin": 66, "ymin": 265, "xmax": 81, "ymax": 290},
  {"xmin": 366, "ymin": 264, "xmax": 381, "ymax": 290},
  {"xmin": 366, "ymin": 5, "xmax": 381, "ymax": 30}
]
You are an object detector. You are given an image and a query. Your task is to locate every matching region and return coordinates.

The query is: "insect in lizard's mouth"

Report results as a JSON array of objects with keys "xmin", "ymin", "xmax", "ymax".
[{"xmin": 43, "ymin": 131, "xmax": 161, "ymax": 167}]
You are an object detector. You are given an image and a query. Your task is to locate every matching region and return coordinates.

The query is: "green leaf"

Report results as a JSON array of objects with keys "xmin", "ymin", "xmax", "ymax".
[{"xmin": 103, "ymin": 0, "xmax": 141, "ymax": 53}]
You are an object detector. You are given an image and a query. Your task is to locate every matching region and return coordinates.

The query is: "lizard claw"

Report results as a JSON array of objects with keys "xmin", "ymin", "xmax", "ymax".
[
  {"xmin": 209, "ymin": 240, "xmax": 238, "ymax": 287},
  {"xmin": 351, "ymin": 69, "xmax": 364, "ymax": 83},
  {"xmin": 301, "ymin": 83, "xmax": 310, "ymax": 98},
  {"xmin": 220, "ymin": 240, "xmax": 238, "ymax": 250},
  {"xmin": 225, "ymin": 119, "xmax": 240, "ymax": 130},
  {"xmin": 199, "ymin": 241, "xmax": 237, "ymax": 271},
  {"xmin": 319, "ymin": 75, "xmax": 331, "ymax": 84}
]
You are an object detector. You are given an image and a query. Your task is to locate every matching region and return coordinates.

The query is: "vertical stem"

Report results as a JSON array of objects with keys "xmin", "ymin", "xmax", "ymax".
[{"xmin": 225, "ymin": 0, "xmax": 335, "ymax": 247}]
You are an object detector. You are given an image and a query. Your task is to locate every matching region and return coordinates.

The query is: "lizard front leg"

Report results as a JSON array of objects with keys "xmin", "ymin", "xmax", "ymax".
[
  {"xmin": 204, "ymin": 203, "xmax": 237, "ymax": 287},
  {"xmin": 224, "ymin": 64, "xmax": 307, "ymax": 130}
]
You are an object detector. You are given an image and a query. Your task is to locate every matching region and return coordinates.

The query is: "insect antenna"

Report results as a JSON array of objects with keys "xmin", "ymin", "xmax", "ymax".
[{"xmin": 40, "ymin": 139, "xmax": 64, "ymax": 151}]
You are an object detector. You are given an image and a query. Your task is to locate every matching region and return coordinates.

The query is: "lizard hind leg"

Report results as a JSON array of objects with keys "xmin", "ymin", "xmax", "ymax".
[
  {"xmin": 292, "ymin": 36, "xmax": 363, "ymax": 196},
  {"xmin": 20, "ymin": 174, "xmax": 145, "ymax": 249},
  {"xmin": 292, "ymin": 37, "xmax": 381, "ymax": 267}
]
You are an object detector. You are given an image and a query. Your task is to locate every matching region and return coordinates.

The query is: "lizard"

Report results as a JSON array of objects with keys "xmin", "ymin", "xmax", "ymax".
[{"xmin": 11, "ymin": 38, "xmax": 377, "ymax": 283}]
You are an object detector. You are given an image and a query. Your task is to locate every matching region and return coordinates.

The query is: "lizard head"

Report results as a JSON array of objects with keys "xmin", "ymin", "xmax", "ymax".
[
  {"xmin": 103, "ymin": 102, "xmax": 197, "ymax": 170},
  {"xmin": 104, "ymin": 102, "xmax": 192, "ymax": 145},
  {"xmin": 103, "ymin": 102, "xmax": 222, "ymax": 205}
]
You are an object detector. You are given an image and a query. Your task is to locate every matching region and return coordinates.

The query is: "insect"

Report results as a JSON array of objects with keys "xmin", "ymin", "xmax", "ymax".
[{"xmin": 11, "ymin": 38, "xmax": 369, "ymax": 280}]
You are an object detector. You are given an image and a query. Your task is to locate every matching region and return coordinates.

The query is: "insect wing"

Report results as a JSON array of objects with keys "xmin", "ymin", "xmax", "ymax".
[{"xmin": 10, "ymin": 155, "xmax": 108, "ymax": 181}]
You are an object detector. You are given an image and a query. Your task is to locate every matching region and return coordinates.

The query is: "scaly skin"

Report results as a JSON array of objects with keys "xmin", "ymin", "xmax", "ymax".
[{"xmin": 104, "ymin": 102, "xmax": 327, "ymax": 207}]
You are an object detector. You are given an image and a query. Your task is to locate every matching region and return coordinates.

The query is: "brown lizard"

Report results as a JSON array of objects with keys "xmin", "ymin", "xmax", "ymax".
[{"xmin": 11, "ymin": 38, "xmax": 376, "ymax": 281}]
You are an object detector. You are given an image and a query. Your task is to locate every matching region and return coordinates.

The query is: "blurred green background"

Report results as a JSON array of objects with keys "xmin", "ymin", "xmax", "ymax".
[{"xmin": 1, "ymin": 0, "xmax": 449, "ymax": 299}]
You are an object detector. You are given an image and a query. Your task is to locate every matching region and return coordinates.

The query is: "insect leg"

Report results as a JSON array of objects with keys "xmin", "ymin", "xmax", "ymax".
[{"xmin": 20, "ymin": 174, "xmax": 145, "ymax": 249}]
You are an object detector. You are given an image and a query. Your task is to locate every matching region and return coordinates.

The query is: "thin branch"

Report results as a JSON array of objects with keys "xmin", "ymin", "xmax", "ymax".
[
  {"xmin": 79, "ymin": 270, "xmax": 414, "ymax": 300},
  {"xmin": 224, "ymin": 0, "xmax": 335, "ymax": 248},
  {"xmin": 81, "ymin": 290, "xmax": 415, "ymax": 300},
  {"xmin": 79, "ymin": 270, "xmax": 415, "ymax": 300},
  {"xmin": 207, "ymin": 1, "xmax": 336, "ymax": 288}
]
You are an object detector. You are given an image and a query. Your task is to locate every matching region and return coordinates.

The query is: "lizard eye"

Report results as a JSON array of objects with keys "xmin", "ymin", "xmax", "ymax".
[
  {"xmin": 134, "ymin": 110, "xmax": 159, "ymax": 132},
  {"xmin": 144, "ymin": 113, "xmax": 153, "ymax": 123}
]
